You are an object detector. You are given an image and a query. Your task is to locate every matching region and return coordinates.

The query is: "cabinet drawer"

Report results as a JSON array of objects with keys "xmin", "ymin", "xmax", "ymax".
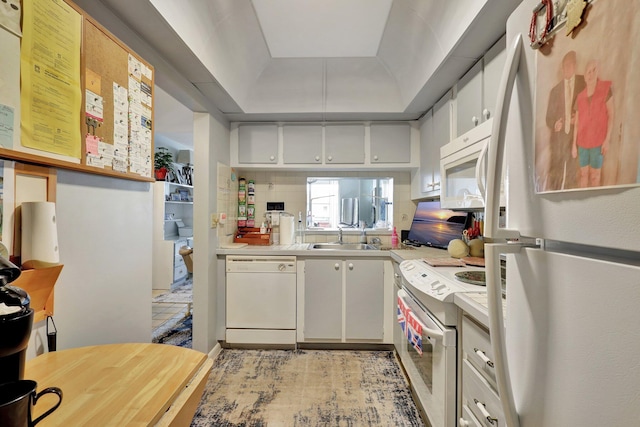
[
  {"xmin": 174, "ymin": 255, "xmax": 185, "ymax": 268},
  {"xmin": 174, "ymin": 240, "xmax": 188, "ymax": 255},
  {"xmin": 460, "ymin": 403, "xmax": 483, "ymax": 427},
  {"xmin": 463, "ymin": 315, "xmax": 496, "ymax": 388},
  {"xmin": 174, "ymin": 264, "xmax": 188, "ymax": 282},
  {"xmin": 462, "ymin": 360, "xmax": 504, "ymax": 427}
]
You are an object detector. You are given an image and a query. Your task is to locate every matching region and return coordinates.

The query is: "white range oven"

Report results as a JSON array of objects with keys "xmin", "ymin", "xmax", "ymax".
[{"xmin": 396, "ymin": 259, "xmax": 487, "ymax": 427}]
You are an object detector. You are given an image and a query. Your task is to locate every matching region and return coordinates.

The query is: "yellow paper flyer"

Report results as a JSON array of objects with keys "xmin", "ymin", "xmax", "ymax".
[{"xmin": 20, "ymin": 0, "xmax": 82, "ymax": 158}]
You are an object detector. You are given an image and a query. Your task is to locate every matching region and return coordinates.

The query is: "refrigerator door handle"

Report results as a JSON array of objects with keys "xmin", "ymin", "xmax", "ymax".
[
  {"xmin": 485, "ymin": 33, "xmax": 523, "ymax": 241},
  {"xmin": 486, "ymin": 242, "xmax": 520, "ymax": 427},
  {"xmin": 475, "ymin": 141, "xmax": 489, "ymax": 203}
]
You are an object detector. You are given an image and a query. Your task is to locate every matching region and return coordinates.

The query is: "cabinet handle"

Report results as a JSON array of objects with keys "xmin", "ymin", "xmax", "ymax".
[
  {"xmin": 327, "ymin": 155, "xmax": 333, "ymax": 162},
  {"xmin": 471, "ymin": 116, "xmax": 479, "ymax": 126},
  {"xmin": 348, "ymin": 263, "xmax": 354, "ymax": 270},
  {"xmin": 433, "ymin": 181, "xmax": 440, "ymax": 187},
  {"xmin": 474, "ymin": 347, "xmax": 495, "ymax": 368},
  {"xmin": 334, "ymin": 263, "xmax": 340, "ymax": 270},
  {"xmin": 483, "ymin": 108, "xmax": 490, "ymax": 120},
  {"xmin": 459, "ymin": 418, "xmax": 471, "ymax": 427},
  {"xmin": 474, "ymin": 399, "xmax": 497, "ymax": 425},
  {"xmin": 269, "ymin": 155, "xmax": 275, "ymax": 161},
  {"xmin": 373, "ymin": 155, "xmax": 379, "ymax": 161},
  {"xmin": 394, "ymin": 273, "xmax": 400, "ymax": 279},
  {"xmin": 315, "ymin": 155, "xmax": 320, "ymax": 162}
]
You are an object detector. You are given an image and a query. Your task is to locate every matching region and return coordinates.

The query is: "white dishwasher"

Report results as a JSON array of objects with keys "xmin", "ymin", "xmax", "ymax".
[{"xmin": 226, "ymin": 255, "xmax": 297, "ymax": 345}]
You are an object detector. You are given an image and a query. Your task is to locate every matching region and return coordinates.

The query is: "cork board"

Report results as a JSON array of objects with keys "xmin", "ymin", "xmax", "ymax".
[{"xmin": 0, "ymin": 0, "xmax": 155, "ymax": 182}]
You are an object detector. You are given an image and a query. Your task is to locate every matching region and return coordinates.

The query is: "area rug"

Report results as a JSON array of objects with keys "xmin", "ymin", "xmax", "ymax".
[
  {"xmin": 191, "ymin": 349, "xmax": 424, "ymax": 426},
  {"xmin": 152, "ymin": 314, "xmax": 192, "ymax": 348},
  {"xmin": 152, "ymin": 280, "xmax": 192, "ymax": 304}
]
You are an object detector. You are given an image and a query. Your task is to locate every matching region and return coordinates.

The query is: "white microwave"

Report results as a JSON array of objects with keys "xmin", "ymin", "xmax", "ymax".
[{"xmin": 439, "ymin": 119, "xmax": 505, "ymax": 209}]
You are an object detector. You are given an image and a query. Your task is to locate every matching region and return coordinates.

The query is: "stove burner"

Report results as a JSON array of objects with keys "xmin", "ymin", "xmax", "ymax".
[{"xmin": 454, "ymin": 270, "xmax": 486, "ymax": 286}]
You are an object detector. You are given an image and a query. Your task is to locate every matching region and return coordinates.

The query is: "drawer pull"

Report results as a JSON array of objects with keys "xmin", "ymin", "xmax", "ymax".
[
  {"xmin": 459, "ymin": 417, "xmax": 471, "ymax": 427},
  {"xmin": 474, "ymin": 348, "xmax": 495, "ymax": 368},
  {"xmin": 474, "ymin": 399, "xmax": 497, "ymax": 425}
]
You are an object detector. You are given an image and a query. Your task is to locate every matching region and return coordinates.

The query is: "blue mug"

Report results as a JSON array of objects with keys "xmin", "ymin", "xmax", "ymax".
[{"xmin": 0, "ymin": 380, "xmax": 62, "ymax": 427}]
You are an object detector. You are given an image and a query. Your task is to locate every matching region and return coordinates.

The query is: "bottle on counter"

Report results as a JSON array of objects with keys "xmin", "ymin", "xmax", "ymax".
[
  {"xmin": 391, "ymin": 227, "xmax": 399, "ymax": 249},
  {"xmin": 296, "ymin": 211, "xmax": 305, "ymax": 244}
]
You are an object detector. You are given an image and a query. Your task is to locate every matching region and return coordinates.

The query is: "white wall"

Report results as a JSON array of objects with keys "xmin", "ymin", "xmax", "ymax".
[
  {"xmin": 192, "ymin": 113, "xmax": 230, "ymax": 353},
  {"xmin": 27, "ymin": 170, "xmax": 153, "ymax": 358}
]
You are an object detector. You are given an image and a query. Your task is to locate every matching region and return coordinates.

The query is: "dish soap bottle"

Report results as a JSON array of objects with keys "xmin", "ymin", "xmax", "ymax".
[{"xmin": 391, "ymin": 227, "xmax": 399, "ymax": 249}]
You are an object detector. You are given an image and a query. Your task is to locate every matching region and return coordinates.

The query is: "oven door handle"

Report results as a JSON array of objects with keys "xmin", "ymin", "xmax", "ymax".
[{"xmin": 400, "ymin": 295, "xmax": 444, "ymax": 341}]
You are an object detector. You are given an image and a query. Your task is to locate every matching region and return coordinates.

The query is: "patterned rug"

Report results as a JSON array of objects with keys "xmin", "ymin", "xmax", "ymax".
[
  {"xmin": 152, "ymin": 314, "xmax": 192, "ymax": 347},
  {"xmin": 191, "ymin": 349, "xmax": 425, "ymax": 426},
  {"xmin": 152, "ymin": 280, "xmax": 192, "ymax": 304}
]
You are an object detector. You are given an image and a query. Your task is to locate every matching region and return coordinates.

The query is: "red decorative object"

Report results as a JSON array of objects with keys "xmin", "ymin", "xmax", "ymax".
[{"xmin": 155, "ymin": 167, "xmax": 168, "ymax": 181}]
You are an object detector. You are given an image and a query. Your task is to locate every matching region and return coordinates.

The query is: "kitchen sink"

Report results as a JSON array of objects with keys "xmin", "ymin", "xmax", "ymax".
[{"xmin": 309, "ymin": 243, "xmax": 379, "ymax": 250}]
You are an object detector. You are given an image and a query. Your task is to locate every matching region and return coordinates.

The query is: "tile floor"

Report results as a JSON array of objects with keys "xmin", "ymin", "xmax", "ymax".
[{"xmin": 152, "ymin": 289, "xmax": 190, "ymax": 331}]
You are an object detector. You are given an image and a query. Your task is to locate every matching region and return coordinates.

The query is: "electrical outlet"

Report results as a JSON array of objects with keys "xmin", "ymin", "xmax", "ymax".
[
  {"xmin": 218, "ymin": 212, "xmax": 227, "ymax": 225},
  {"xmin": 210, "ymin": 213, "xmax": 218, "ymax": 228}
]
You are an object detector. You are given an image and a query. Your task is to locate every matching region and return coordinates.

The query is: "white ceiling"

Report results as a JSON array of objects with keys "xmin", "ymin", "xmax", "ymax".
[
  {"xmin": 252, "ymin": 0, "xmax": 393, "ymax": 58},
  {"xmin": 75, "ymin": 0, "xmax": 522, "ymax": 148}
]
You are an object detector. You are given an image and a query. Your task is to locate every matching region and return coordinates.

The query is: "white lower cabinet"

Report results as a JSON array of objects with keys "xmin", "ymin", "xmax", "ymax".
[
  {"xmin": 460, "ymin": 315, "xmax": 505, "ymax": 427},
  {"xmin": 301, "ymin": 258, "xmax": 384, "ymax": 342}
]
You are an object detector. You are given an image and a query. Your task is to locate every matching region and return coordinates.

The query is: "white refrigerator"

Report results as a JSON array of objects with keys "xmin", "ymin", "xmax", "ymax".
[{"xmin": 484, "ymin": 1, "xmax": 640, "ymax": 426}]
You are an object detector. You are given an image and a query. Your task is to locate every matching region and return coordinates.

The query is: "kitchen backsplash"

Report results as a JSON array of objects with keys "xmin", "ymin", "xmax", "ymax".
[{"xmin": 216, "ymin": 166, "xmax": 415, "ymax": 246}]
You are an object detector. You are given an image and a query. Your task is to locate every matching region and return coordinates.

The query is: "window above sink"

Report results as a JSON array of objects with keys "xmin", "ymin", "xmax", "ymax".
[{"xmin": 306, "ymin": 177, "xmax": 393, "ymax": 230}]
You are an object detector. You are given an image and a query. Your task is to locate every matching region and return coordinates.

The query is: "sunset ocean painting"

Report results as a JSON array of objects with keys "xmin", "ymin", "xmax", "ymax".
[{"xmin": 407, "ymin": 201, "xmax": 467, "ymax": 249}]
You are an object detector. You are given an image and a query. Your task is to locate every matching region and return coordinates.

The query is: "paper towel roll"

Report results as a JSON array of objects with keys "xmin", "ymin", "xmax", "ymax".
[
  {"xmin": 279, "ymin": 215, "xmax": 295, "ymax": 245},
  {"xmin": 21, "ymin": 201, "xmax": 59, "ymax": 264}
]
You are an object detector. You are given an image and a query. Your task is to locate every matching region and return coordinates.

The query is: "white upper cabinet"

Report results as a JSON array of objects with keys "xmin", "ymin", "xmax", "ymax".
[
  {"xmin": 237, "ymin": 124, "xmax": 278, "ymax": 164},
  {"xmin": 481, "ymin": 34, "xmax": 507, "ymax": 125},
  {"xmin": 231, "ymin": 122, "xmax": 416, "ymax": 169},
  {"xmin": 324, "ymin": 124, "xmax": 365, "ymax": 164},
  {"xmin": 455, "ymin": 60, "xmax": 484, "ymax": 137},
  {"xmin": 454, "ymin": 35, "xmax": 507, "ymax": 138},
  {"xmin": 370, "ymin": 123, "xmax": 412, "ymax": 163},
  {"xmin": 411, "ymin": 91, "xmax": 452, "ymax": 200},
  {"xmin": 433, "ymin": 90, "xmax": 453, "ymax": 150},
  {"xmin": 283, "ymin": 125, "xmax": 323, "ymax": 164}
]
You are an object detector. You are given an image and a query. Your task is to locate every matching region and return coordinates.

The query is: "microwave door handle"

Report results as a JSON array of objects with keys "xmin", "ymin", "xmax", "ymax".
[
  {"xmin": 485, "ymin": 33, "xmax": 523, "ymax": 427},
  {"xmin": 476, "ymin": 141, "xmax": 489, "ymax": 203}
]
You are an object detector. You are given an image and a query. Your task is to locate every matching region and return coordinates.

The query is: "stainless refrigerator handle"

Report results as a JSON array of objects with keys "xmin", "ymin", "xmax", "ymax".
[{"xmin": 484, "ymin": 32, "xmax": 524, "ymax": 427}]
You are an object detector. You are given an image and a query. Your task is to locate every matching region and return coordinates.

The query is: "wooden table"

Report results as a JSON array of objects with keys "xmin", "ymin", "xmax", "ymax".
[{"xmin": 25, "ymin": 343, "xmax": 213, "ymax": 426}]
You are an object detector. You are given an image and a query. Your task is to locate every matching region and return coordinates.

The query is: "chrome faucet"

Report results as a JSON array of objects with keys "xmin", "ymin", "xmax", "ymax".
[{"xmin": 338, "ymin": 227, "xmax": 343, "ymax": 243}]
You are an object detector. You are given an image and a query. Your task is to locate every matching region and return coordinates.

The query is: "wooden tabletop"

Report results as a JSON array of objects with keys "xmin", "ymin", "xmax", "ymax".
[{"xmin": 25, "ymin": 343, "xmax": 212, "ymax": 426}]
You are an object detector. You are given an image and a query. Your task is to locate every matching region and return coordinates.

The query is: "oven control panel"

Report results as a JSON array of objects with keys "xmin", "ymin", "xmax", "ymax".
[{"xmin": 399, "ymin": 259, "xmax": 476, "ymax": 302}]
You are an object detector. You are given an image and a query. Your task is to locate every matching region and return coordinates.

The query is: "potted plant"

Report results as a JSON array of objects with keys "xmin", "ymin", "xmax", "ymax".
[{"xmin": 154, "ymin": 147, "xmax": 174, "ymax": 181}]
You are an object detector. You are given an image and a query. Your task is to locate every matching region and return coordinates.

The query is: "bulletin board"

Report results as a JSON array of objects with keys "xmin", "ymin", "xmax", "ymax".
[{"xmin": 0, "ymin": 0, "xmax": 155, "ymax": 182}]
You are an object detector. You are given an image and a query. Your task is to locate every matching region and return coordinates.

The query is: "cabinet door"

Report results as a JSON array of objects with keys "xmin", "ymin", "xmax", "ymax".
[
  {"xmin": 455, "ymin": 60, "xmax": 483, "ymax": 137},
  {"xmin": 433, "ymin": 90, "xmax": 453, "ymax": 149},
  {"xmin": 304, "ymin": 259, "xmax": 342, "ymax": 339},
  {"xmin": 370, "ymin": 123, "xmax": 411, "ymax": 163},
  {"xmin": 283, "ymin": 125, "xmax": 323, "ymax": 164},
  {"xmin": 325, "ymin": 124, "xmax": 365, "ymax": 164},
  {"xmin": 238, "ymin": 124, "xmax": 278, "ymax": 164},
  {"xmin": 418, "ymin": 109, "xmax": 440, "ymax": 195},
  {"xmin": 345, "ymin": 259, "xmax": 384, "ymax": 340},
  {"xmin": 482, "ymin": 35, "xmax": 507, "ymax": 123}
]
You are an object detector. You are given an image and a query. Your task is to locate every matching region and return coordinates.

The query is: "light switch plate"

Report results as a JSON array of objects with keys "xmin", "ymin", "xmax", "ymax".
[{"xmin": 210, "ymin": 213, "xmax": 218, "ymax": 228}]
